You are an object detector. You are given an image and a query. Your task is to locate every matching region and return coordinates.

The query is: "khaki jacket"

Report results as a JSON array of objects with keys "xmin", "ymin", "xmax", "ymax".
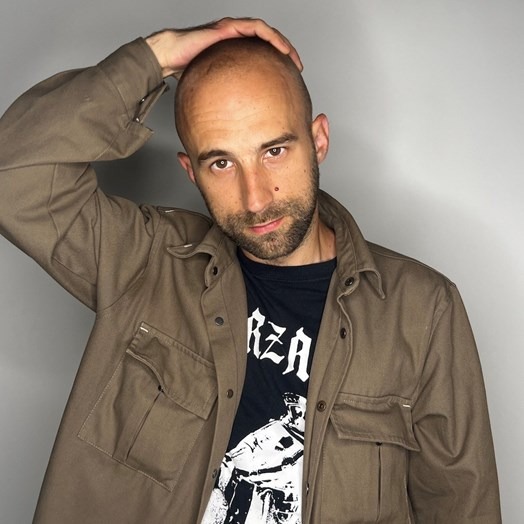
[{"xmin": 0, "ymin": 39, "xmax": 501, "ymax": 523}]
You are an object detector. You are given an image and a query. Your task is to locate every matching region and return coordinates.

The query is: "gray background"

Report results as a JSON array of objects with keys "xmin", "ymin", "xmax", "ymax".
[{"xmin": 1, "ymin": 0, "xmax": 522, "ymax": 521}]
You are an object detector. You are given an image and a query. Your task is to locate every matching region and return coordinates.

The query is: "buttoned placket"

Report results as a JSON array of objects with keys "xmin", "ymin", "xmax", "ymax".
[
  {"xmin": 302, "ymin": 273, "xmax": 358, "ymax": 523},
  {"xmin": 196, "ymin": 255, "xmax": 249, "ymax": 522}
]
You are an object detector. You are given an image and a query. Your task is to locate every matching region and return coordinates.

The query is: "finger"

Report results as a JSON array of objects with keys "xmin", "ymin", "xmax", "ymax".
[
  {"xmin": 269, "ymin": 27, "xmax": 303, "ymax": 71},
  {"xmin": 245, "ymin": 20, "xmax": 303, "ymax": 71},
  {"xmin": 218, "ymin": 18, "xmax": 303, "ymax": 71}
]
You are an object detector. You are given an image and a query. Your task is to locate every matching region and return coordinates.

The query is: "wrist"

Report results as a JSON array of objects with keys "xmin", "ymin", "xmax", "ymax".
[{"xmin": 145, "ymin": 31, "xmax": 177, "ymax": 78}]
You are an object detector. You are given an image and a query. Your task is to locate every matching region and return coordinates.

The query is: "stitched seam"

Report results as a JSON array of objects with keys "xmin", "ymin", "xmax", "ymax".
[
  {"xmin": 77, "ymin": 439, "xmax": 175, "ymax": 492},
  {"xmin": 51, "ymin": 255, "xmax": 96, "ymax": 287},
  {"xmin": 78, "ymin": 358, "xmax": 125, "ymax": 438},
  {"xmin": 138, "ymin": 322, "xmax": 214, "ymax": 367},
  {"xmin": 48, "ymin": 164, "xmax": 61, "ymax": 239},
  {"xmin": 369, "ymin": 245, "xmax": 455, "ymax": 286},
  {"xmin": 333, "ymin": 431, "xmax": 411, "ymax": 447},
  {"xmin": 411, "ymin": 284, "xmax": 452, "ymax": 405},
  {"xmin": 96, "ymin": 211, "xmax": 167, "ymax": 318},
  {"xmin": 338, "ymin": 394, "xmax": 412, "ymax": 406}
]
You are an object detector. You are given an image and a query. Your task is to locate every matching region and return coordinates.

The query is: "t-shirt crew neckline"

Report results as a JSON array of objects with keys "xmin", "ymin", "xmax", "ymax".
[{"xmin": 237, "ymin": 248, "xmax": 337, "ymax": 282}]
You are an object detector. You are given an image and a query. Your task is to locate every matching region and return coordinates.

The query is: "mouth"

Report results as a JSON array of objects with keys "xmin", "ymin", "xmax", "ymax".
[{"xmin": 248, "ymin": 217, "xmax": 284, "ymax": 235}]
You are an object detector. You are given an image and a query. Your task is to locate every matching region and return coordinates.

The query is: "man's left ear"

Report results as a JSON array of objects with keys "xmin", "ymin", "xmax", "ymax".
[{"xmin": 311, "ymin": 113, "xmax": 330, "ymax": 164}]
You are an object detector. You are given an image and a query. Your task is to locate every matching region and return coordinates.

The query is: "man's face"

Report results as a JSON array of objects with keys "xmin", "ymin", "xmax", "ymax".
[
  {"xmin": 178, "ymin": 62, "xmax": 329, "ymax": 265},
  {"xmin": 199, "ymin": 152, "xmax": 320, "ymax": 263}
]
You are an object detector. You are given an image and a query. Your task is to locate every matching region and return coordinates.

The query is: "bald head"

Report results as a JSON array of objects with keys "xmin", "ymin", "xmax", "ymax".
[{"xmin": 174, "ymin": 37, "xmax": 312, "ymax": 149}]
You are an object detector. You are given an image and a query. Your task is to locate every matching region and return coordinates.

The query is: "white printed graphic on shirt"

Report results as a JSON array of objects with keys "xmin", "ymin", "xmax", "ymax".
[
  {"xmin": 201, "ymin": 308, "xmax": 312, "ymax": 524},
  {"xmin": 248, "ymin": 307, "xmax": 311, "ymax": 383}
]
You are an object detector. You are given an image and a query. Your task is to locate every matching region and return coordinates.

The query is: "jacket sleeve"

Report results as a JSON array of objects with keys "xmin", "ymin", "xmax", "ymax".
[
  {"xmin": 408, "ymin": 282, "xmax": 501, "ymax": 523},
  {"xmin": 0, "ymin": 38, "xmax": 167, "ymax": 311}
]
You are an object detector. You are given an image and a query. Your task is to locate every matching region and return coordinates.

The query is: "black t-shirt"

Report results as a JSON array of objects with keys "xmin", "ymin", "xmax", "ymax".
[{"xmin": 202, "ymin": 251, "xmax": 336, "ymax": 524}]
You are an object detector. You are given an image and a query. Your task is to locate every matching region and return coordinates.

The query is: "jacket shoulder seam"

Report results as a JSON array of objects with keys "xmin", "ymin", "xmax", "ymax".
[{"xmin": 368, "ymin": 242, "xmax": 457, "ymax": 288}]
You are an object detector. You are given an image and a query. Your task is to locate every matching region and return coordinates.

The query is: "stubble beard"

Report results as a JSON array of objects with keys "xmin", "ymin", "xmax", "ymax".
[{"xmin": 201, "ymin": 160, "xmax": 320, "ymax": 262}]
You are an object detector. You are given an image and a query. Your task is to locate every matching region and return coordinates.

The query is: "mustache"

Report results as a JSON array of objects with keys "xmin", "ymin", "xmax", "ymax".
[{"xmin": 227, "ymin": 203, "xmax": 289, "ymax": 227}]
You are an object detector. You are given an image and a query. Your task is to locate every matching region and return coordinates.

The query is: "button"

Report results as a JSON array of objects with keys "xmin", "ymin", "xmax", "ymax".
[
  {"xmin": 215, "ymin": 317, "xmax": 224, "ymax": 326},
  {"xmin": 317, "ymin": 400, "xmax": 327, "ymax": 412},
  {"xmin": 226, "ymin": 389, "xmax": 234, "ymax": 398},
  {"xmin": 345, "ymin": 277, "xmax": 355, "ymax": 286},
  {"xmin": 212, "ymin": 266, "xmax": 219, "ymax": 275},
  {"xmin": 340, "ymin": 328, "xmax": 347, "ymax": 339},
  {"xmin": 212, "ymin": 468, "xmax": 218, "ymax": 479},
  {"xmin": 139, "ymin": 97, "xmax": 146, "ymax": 104}
]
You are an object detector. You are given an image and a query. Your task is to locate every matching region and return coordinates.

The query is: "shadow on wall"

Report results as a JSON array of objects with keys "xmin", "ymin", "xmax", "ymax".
[{"xmin": 95, "ymin": 142, "xmax": 206, "ymax": 214}]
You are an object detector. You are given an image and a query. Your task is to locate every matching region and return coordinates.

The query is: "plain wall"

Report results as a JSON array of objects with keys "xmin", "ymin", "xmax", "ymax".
[{"xmin": 1, "ymin": 0, "xmax": 522, "ymax": 521}]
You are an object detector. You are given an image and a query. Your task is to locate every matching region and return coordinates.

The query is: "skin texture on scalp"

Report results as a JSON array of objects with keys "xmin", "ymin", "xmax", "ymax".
[{"xmin": 175, "ymin": 37, "xmax": 313, "ymax": 149}]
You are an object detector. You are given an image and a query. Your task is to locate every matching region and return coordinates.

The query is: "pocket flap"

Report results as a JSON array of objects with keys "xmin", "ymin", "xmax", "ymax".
[
  {"xmin": 330, "ymin": 393, "xmax": 420, "ymax": 451},
  {"xmin": 126, "ymin": 322, "xmax": 217, "ymax": 420}
]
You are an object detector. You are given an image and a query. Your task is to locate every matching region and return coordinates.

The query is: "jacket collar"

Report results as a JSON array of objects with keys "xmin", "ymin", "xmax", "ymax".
[
  {"xmin": 167, "ymin": 191, "xmax": 385, "ymax": 298},
  {"xmin": 318, "ymin": 191, "xmax": 385, "ymax": 299}
]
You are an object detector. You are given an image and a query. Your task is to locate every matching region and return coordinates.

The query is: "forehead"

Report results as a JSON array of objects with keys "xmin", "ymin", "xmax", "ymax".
[{"xmin": 181, "ymin": 65, "xmax": 306, "ymax": 152}]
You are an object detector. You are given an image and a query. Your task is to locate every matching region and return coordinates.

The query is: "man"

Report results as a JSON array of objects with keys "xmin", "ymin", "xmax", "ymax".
[{"xmin": 0, "ymin": 17, "xmax": 501, "ymax": 523}]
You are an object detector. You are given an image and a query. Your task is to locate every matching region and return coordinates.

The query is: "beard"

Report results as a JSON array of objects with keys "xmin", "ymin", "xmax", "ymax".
[{"xmin": 200, "ymin": 159, "xmax": 320, "ymax": 262}]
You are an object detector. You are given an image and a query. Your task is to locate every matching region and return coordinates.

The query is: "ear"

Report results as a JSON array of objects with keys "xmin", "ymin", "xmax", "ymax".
[
  {"xmin": 311, "ymin": 113, "xmax": 330, "ymax": 164},
  {"xmin": 177, "ymin": 152, "xmax": 196, "ymax": 184}
]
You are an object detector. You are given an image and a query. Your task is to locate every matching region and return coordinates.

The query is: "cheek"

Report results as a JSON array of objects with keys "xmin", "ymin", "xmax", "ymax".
[
  {"xmin": 278, "ymin": 158, "xmax": 313, "ymax": 194},
  {"xmin": 197, "ymin": 179, "xmax": 242, "ymax": 215}
]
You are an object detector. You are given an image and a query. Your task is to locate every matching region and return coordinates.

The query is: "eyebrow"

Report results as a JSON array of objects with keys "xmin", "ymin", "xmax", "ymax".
[
  {"xmin": 260, "ymin": 133, "xmax": 298, "ymax": 150},
  {"xmin": 197, "ymin": 133, "xmax": 299, "ymax": 165},
  {"xmin": 197, "ymin": 149, "xmax": 230, "ymax": 164}
]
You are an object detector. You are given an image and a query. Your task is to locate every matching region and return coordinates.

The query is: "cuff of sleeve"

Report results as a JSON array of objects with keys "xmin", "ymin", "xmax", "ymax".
[{"xmin": 96, "ymin": 38, "xmax": 166, "ymax": 122}]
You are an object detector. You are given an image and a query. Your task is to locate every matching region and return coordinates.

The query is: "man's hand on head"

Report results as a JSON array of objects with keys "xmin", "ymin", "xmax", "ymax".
[{"xmin": 145, "ymin": 17, "xmax": 303, "ymax": 79}]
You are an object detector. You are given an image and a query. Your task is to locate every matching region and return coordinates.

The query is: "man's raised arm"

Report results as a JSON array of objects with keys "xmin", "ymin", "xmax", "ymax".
[{"xmin": 0, "ymin": 18, "xmax": 300, "ymax": 311}]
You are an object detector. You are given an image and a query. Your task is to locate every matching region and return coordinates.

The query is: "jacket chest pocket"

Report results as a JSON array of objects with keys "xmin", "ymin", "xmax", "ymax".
[
  {"xmin": 78, "ymin": 322, "xmax": 217, "ymax": 491},
  {"xmin": 319, "ymin": 393, "xmax": 420, "ymax": 523}
]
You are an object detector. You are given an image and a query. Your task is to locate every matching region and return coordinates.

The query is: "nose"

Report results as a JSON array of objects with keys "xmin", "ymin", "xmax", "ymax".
[{"xmin": 240, "ymin": 166, "xmax": 274, "ymax": 214}]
